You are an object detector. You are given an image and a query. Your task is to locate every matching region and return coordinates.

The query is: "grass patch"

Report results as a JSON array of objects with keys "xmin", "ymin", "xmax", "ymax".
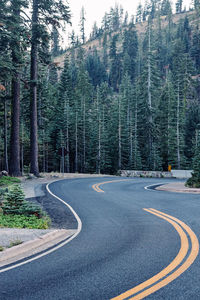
[
  {"xmin": 0, "ymin": 246, "xmax": 4, "ymax": 251},
  {"xmin": 0, "ymin": 214, "xmax": 50, "ymax": 229},
  {"xmin": 0, "ymin": 176, "xmax": 21, "ymax": 187},
  {"xmin": 8, "ymin": 240, "xmax": 23, "ymax": 248}
]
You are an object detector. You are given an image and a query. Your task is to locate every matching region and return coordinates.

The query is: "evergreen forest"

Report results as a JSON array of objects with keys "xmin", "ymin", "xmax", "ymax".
[{"xmin": 1, "ymin": 0, "xmax": 200, "ymax": 176}]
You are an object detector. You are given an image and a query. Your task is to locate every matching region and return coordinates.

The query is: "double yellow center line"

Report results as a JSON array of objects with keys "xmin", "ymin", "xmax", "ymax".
[
  {"xmin": 92, "ymin": 179, "xmax": 132, "ymax": 193},
  {"xmin": 111, "ymin": 208, "xmax": 199, "ymax": 299},
  {"xmin": 92, "ymin": 180, "xmax": 199, "ymax": 299}
]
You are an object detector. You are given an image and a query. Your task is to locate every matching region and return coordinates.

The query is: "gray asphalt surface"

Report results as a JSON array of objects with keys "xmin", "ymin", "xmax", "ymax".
[{"xmin": 0, "ymin": 177, "xmax": 199, "ymax": 299}]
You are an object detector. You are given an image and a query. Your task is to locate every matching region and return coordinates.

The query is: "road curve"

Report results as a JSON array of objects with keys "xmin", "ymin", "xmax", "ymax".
[{"xmin": 0, "ymin": 177, "xmax": 199, "ymax": 300}]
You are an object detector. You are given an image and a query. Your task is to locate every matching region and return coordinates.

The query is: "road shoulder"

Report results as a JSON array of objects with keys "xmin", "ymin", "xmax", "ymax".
[{"xmin": 156, "ymin": 181, "xmax": 200, "ymax": 193}]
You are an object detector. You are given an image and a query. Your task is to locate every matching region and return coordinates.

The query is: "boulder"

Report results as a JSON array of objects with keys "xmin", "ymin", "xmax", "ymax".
[{"xmin": 0, "ymin": 170, "xmax": 8, "ymax": 177}]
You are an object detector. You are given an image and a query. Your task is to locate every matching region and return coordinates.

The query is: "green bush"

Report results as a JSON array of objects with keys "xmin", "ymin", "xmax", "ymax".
[
  {"xmin": 0, "ymin": 214, "xmax": 51, "ymax": 229},
  {"xmin": 1, "ymin": 184, "xmax": 51, "ymax": 229},
  {"xmin": 186, "ymin": 176, "xmax": 200, "ymax": 188},
  {"xmin": 186, "ymin": 132, "xmax": 200, "ymax": 188},
  {"xmin": 3, "ymin": 185, "xmax": 25, "ymax": 213},
  {"xmin": 8, "ymin": 240, "xmax": 23, "ymax": 248},
  {"xmin": 0, "ymin": 176, "xmax": 21, "ymax": 187},
  {"xmin": 0, "ymin": 187, "xmax": 8, "ymax": 204},
  {"xmin": 2, "ymin": 185, "xmax": 44, "ymax": 217}
]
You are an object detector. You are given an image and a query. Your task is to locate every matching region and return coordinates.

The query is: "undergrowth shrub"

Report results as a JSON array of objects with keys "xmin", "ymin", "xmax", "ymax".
[
  {"xmin": 1, "ymin": 185, "xmax": 51, "ymax": 229},
  {"xmin": 0, "ymin": 176, "xmax": 20, "ymax": 187},
  {"xmin": 2, "ymin": 185, "xmax": 43, "ymax": 217},
  {"xmin": 0, "ymin": 214, "xmax": 50, "ymax": 229}
]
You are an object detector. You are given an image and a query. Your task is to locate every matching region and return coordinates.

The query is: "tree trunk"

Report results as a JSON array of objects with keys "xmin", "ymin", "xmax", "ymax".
[
  {"xmin": 9, "ymin": 5, "xmax": 21, "ymax": 176},
  {"xmin": 148, "ymin": 23, "xmax": 153, "ymax": 168},
  {"xmin": 65, "ymin": 99, "xmax": 70, "ymax": 173},
  {"xmin": 75, "ymin": 112, "xmax": 78, "ymax": 172},
  {"xmin": 134, "ymin": 98, "xmax": 138, "ymax": 169},
  {"xmin": 177, "ymin": 81, "xmax": 181, "ymax": 169},
  {"xmin": 4, "ymin": 99, "xmax": 9, "ymax": 172},
  {"xmin": 118, "ymin": 97, "xmax": 122, "ymax": 170},
  {"xmin": 42, "ymin": 129, "xmax": 45, "ymax": 172},
  {"xmin": 21, "ymin": 121, "xmax": 24, "ymax": 175},
  {"xmin": 97, "ymin": 96, "xmax": 101, "ymax": 174},
  {"xmin": 82, "ymin": 97, "xmax": 86, "ymax": 172},
  {"xmin": 10, "ymin": 74, "xmax": 21, "ymax": 176},
  {"xmin": 97, "ymin": 119, "xmax": 101, "ymax": 174},
  {"xmin": 30, "ymin": 0, "xmax": 39, "ymax": 176},
  {"xmin": 129, "ymin": 111, "xmax": 133, "ymax": 168}
]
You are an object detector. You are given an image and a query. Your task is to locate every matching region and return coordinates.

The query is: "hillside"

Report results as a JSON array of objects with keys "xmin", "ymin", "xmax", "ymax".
[{"xmin": 54, "ymin": 10, "xmax": 196, "ymax": 69}]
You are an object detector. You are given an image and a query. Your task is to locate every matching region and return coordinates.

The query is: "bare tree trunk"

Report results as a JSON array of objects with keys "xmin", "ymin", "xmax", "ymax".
[
  {"xmin": 61, "ymin": 146, "xmax": 65, "ymax": 175},
  {"xmin": 10, "ymin": 5, "xmax": 21, "ymax": 177},
  {"xmin": 129, "ymin": 111, "xmax": 133, "ymax": 167},
  {"xmin": 177, "ymin": 81, "xmax": 181, "ymax": 169},
  {"xmin": 21, "ymin": 121, "xmax": 24, "ymax": 175},
  {"xmin": 4, "ymin": 99, "xmax": 9, "ymax": 172},
  {"xmin": 65, "ymin": 98, "xmax": 70, "ymax": 173},
  {"xmin": 30, "ymin": 0, "xmax": 39, "ymax": 176},
  {"xmin": 148, "ymin": 22, "xmax": 153, "ymax": 168},
  {"xmin": 75, "ymin": 112, "xmax": 78, "ymax": 172},
  {"xmin": 134, "ymin": 99, "xmax": 138, "ymax": 169},
  {"xmin": 97, "ymin": 119, "xmax": 101, "ymax": 174},
  {"xmin": 97, "ymin": 95, "xmax": 101, "ymax": 174},
  {"xmin": 46, "ymin": 143, "xmax": 49, "ymax": 173},
  {"xmin": 42, "ymin": 129, "xmax": 45, "ymax": 172},
  {"xmin": 82, "ymin": 97, "xmax": 86, "ymax": 172},
  {"xmin": 118, "ymin": 97, "xmax": 122, "ymax": 170},
  {"xmin": 66, "ymin": 125, "xmax": 70, "ymax": 173},
  {"xmin": 148, "ymin": 28, "xmax": 152, "ymax": 111},
  {"xmin": 10, "ymin": 74, "xmax": 21, "ymax": 176}
]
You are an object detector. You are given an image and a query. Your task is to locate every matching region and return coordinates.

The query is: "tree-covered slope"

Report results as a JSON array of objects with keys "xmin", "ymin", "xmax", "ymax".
[{"xmin": 1, "ymin": 1, "xmax": 200, "ymax": 175}]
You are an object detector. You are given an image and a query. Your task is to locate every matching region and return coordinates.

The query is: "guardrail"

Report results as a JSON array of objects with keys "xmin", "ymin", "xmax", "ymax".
[{"xmin": 120, "ymin": 170, "xmax": 193, "ymax": 178}]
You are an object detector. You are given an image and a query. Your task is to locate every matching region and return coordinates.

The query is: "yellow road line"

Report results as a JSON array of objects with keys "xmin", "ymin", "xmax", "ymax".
[
  {"xmin": 92, "ymin": 179, "xmax": 132, "ymax": 193},
  {"xmin": 111, "ymin": 209, "xmax": 199, "ymax": 300},
  {"xmin": 92, "ymin": 183, "xmax": 105, "ymax": 193}
]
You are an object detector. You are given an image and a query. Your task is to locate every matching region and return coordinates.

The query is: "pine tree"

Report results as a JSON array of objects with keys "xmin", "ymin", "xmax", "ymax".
[
  {"xmin": 73, "ymin": 48, "xmax": 92, "ymax": 172},
  {"xmin": 138, "ymin": 18, "xmax": 162, "ymax": 170},
  {"xmin": 176, "ymin": 0, "xmax": 183, "ymax": 13},
  {"xmin": 51, "ymin": 26, "xmax": 60, "ymax": 57},
  {"xmin": 170, "ymin": 38, "xmax": 194, "ymax": 168},
  {"xmin": 109, "ymin": 34, "xmax": 122, "ymax": 91},
  {"xmin": 186, "ymin": 129, "xmax": 200, "ymax": 187},
  {"xmin": 122, "ymin": 23, "xmax": 138, "ymax": 82},
  {"xmin": 30, "ymin": 0, "xmax": 71, "ymax": 176},
  {"xmin": 80, "ymin": 6, "xmax": 86, "ymax": 44},
  {"xmin": 161, "ymin": 0, "xmax": 172, "ymax": 16},
  {"xmin": 184, "ymin": 102, "xmax": 200, "ymax": 167},
  {"xmin": 157, "ymin": 73, "xmax": 175, "ymax": 170},
  {"xmin": 9, "ymin": 0, "xmax": 29, "ymax": 176},
  {"xmin": 85, "ymin": 48, "xmax": 107, "ymax": 88},
  {"xmin": 54, "ymin": 56, "xmax": 72, "ymax": 172},
  {"xmin": 136, "ymin": 3, "xmax": 143, "ymax": 23},
  {"xmin": 191, "ymin": 25, "xmax": 200, "ymax": 71}
]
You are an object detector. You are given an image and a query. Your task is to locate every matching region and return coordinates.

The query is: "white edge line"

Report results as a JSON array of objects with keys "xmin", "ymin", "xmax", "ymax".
[
  {"xmin": 0, "ymin": 181, "xmax": 82, "ymax": 273},
  {"xmin": 144, "ymin": 182, "xmax": 170, "ymax": 191}
]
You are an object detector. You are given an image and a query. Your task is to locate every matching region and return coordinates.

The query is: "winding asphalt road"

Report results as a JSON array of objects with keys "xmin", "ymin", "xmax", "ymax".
[{"xmin": 0, "ymin": 177, "xmax": 200, "ymax": 299}]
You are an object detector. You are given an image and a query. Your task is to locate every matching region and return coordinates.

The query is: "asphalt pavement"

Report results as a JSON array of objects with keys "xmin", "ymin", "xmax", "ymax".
[{"xmin": 0, "ymin": 177, "xmax": 199, "ymax": 299}]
